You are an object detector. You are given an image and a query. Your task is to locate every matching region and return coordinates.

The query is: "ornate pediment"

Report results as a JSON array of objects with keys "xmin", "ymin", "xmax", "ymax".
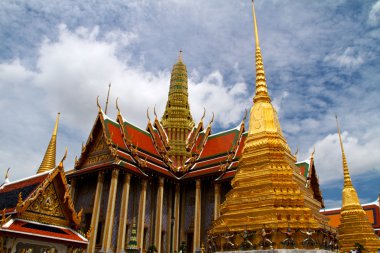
[
  {"xmin": 81, "ymin": 131, "xmax": 113, "ymax": 168},
  {"xmin": 26, "ymin": 183, "xmax": 65, "ymax": 218}
]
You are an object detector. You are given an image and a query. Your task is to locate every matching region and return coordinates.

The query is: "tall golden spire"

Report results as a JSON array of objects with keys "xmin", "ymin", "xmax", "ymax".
[
  {"xmin": 209, "ymin": 1, "xmax": 328, "ymax": 245},
  {"xmin": 336, "ymin": 116, "xmax": 354, "ymax": 188},
  {"xmin": 161, "ymin": 51, "xmax": 195, "ymax": 172},
  {"xmin": 37, "ymin": 113, "xmax": 60, "ymax": 174},
  {"xmin": 335, "ymin": 116, "xmax": 380, "ymax": 252},
  {"xmin": 252, "ymin": 0, "xmax": 270, "ymax": 103}
]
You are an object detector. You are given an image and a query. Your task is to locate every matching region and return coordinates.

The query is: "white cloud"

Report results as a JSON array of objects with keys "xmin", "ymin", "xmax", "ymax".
[
  {"xmin": 0, "ymin": 25, "xmax": 249, "ymax": 181},
  {"xmin": 369, "ymin": 0, "xmax": 380, "ymax": 25},
  {"xmin": 305, "ymin": 130, "xmax": 380, "ymax": 186},
  {"xmin": 324, "ymin": 47, "xmax": 364, "ymax": 70}
]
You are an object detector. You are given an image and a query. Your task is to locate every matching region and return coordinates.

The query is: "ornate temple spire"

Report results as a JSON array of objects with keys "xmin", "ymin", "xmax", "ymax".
[
  {"xmin": 252, "ymin": 0, "xmax": 270, "ymax": 103},
  {"xmin": 37, "ymin": 113, "xmax": 60, "ymax": 174},
  {"xmin": 209, "ymin": 1, "xmax": 328, "ymax": 241},
  {"xmin": 161, "ymin": 51, "xmax": 195, "ymax": 172},
  {"xmin": 335, "ymin": 116, "xmax": 380, "ymax": 252},
  {"xmin": 336, "ymin": 116, "xmax": 354, "ymax": 188}
]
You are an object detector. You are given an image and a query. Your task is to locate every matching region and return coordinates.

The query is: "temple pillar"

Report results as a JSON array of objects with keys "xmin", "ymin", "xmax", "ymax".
[
  {"xmin": 193, "ymin": 179, "xmax": 201, "ymax": 253},
  {"xmin": 101, "ymin": 169, "xmax": 120, "ymax": 252},
  {"xmin": 154, "ymin": 177, "xmax": 164, "ymax": 253},
  {"xmin": 214, "ymin": 183, "xmax": 221, "ymax": 220},
  {"xmin": 116, "ymin": 173, "xmax": 131, "ymax": 253},
  {"xmin": 88, "ymin": 172, "xmax": 104, "ymax": 252},
  {"xmin": 137, "ymin": 179, "xmax": 147, "ymax": 250},
  {"xmin": 173, "ymin": 184, "xmax": 180, "ymax": 251}
]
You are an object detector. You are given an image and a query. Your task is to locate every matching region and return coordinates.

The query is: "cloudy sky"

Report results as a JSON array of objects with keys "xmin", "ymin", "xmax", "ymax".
[{"xmin": 1, "ymin": 0, "xmax": 380, "ymax": 209}]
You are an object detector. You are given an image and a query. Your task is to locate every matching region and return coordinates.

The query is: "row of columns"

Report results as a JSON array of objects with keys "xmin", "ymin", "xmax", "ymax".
[{"xmin": 83, "ymin": 171, "xmax": 222, "ymax": 253}]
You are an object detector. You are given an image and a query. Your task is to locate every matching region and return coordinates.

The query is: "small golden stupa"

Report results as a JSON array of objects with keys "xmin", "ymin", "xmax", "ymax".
[
  {"xmin": 336, "ymin": 117, "xmax": 380, "ymax": 252},
  {"xmin": 209, "ymin": 0, "xmax": 328, "ymax": 248}
]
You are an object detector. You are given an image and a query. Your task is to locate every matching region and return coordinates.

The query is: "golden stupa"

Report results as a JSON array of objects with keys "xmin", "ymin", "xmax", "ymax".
[
  {"xmin": 209, "ymin": 1, "xmax": 328, "ymax": 249},
  {"xmin": 336, "ymin": 117, "xmax": 380, "ymax": 252}
]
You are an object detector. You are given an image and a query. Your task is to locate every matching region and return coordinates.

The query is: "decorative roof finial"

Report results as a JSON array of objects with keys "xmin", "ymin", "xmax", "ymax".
[
  {"xmin": 97, "ymin": 96, "xmax": 101, "ymax": 112},
  {"xmin": 311, "ymin": 146, "xmax": 315, "ymax": 159},
  {"xmin": 146, "ymin": 107, "xmax": 151, "ymax": 122},
  {"xmin": 37, "ymin": 113, "xmax": 60, "ymax": 174},
  {"xmin": 154, "ymin": 105, "xmax": 158, "ymax": 119},
  {"xmin": 116, "ymin": 97, "xmax": 121, "ymax": 116},
  {"xmin": 105, "ymin": 82, "xmax": 111, "ymax": 114},
  {"xmin": 4, "ymin": 168, "xmax": 10, "ymax": 184},
  {"xmin": 200, "ymin": 108, "xmax": 206, "ymax": 122},
  {"xmin": 58, "ymin": 147, "xmax": 68, "ymax": 169},
  {"xmin": 178, "ymin": 49, "xmax": 183, "ymax": 62},
  {"xmin": 243, "ymin": 109, "xmax": 248, "ymax": 122},
  {"xmin": 294, "ymin": 146, "xmax": 299, "ymax": 157},
  {"xmin": 335, "ymin": 115, "xmax": 353, "ymax": 187},
  {"xmin": 251, "ymin": 0, "xmax": 270, "ymax": 103}
]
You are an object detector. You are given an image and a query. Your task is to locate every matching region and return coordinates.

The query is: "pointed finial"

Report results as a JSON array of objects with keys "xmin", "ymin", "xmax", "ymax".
[
  {"xmin": 154, "ymin": 105, "xmax": 158, "ymax": 119},
  {"xmin": 116, "ymin": 97, "xmax": 121, "ymax": 116},
  {"xmin": 97, "ymin": 96, "xmax": 101, "ymax": 112},
  {"xmin": 4, "ymin": 168, "xmax": 10, "ymax": 184},
  {"xmin": 105, "ymin": 82, "xmax": 111, "ymax": 114},
  {"xmin": 243, "ymin": 109, "xmax": 248, "ymax": 122},
  {"xmin": 311, "ymin": 146, "xmax": 315, "ymax": 159},
  {"xmin": 251, "ymin": 0, "xmax": 270, "ymax": 103},
  {"xmin": 178, "ymin": 50, "xmax": 183, "ymax": 62},
  {"xmin": 37, "ymin": 113, "xmax": 60, "ymax": 174},
  {"xmin": 252, "ymin": 0, "xmax": 260, "ymax": 48},
  {"xmin": 294, "ymin": 146, "xmax": 299, "ymax": 157},
  {"xmin": 200, "ymin": 108, "xmax": 206, "ymax": 122},
  {"xmin": 335, "ymin": 115, "xmax": 353, "ymax": 187},
  {"xmin": 146, "ymin": 107, "xmax": 151, "ymax": 122},
  {"xmin": 208, "ymin": 112, "xmax": 215, "ymax": 126},
  {"xmin": 58, "ymin": 147, "xmax": 68, "ymax": 168}
]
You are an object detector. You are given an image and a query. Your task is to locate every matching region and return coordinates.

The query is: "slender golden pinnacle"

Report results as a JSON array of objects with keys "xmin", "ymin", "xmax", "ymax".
[
  {"xmin": 252, "ymin": 0, "xmax": 270, "ymax": 103},
  {"xmin": 335, "ymin": 115, "xmax": 380, "ymax": 252},
  {"xmin": 335, "ymin": 115, "xmax": 353, "ymax": 187},
  {"xmin": 37, "ymin": 113, "xmax": 60, "ymax": 174}
]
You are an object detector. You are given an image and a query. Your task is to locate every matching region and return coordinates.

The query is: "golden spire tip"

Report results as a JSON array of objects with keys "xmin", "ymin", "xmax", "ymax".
[
  {"xmin": 178, "ymin": 50, "xmax": 183, "ymax": 62},
  {"xmin": 252, "ymin": 0, "xmax": 260, "ymax": 48}
]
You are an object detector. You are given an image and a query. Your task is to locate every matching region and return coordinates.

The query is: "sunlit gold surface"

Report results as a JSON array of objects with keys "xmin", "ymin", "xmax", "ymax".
[
  {"xmin": 209, "ymin": 1, "xmax": 328, "ymax": 248},
  {"xmin": 37, "ymin": 113, "xmax": 60, "ymax": 174},
  {"xmin": 336, "ymin": 118, "xmax": 380, "ymax": 252}
]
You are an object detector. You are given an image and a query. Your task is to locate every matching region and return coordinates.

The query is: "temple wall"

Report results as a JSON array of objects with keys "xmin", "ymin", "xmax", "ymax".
[
  {"xmin": 126, "ymin": 176, "xmax": 141, "ymax": 245},
  {"xmin": 145, "ymin": 178, "xmax": 154, "ymax": 249},
  {"xmin": 202, "ymin": 180, "xmax": 215, "ymax": 246},
  {"xmin": 162, "ymin": 182, "xmax": 170, "ymax": 252},
  {"xmin": 111, "ymin": 173, "xmax": 124, "ymax": 249},
  {"xmin": 182, "ymin": 182, "xmax": 195, "ymax": 251}
]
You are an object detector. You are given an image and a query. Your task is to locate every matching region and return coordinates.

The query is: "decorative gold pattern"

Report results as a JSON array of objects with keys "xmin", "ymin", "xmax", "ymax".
[
  {"xmin": 26, "ymin": 183, "xmax": 64, "ymax": 218},
  {"xmin": 336, "ymin": 117, "xmax": 380, "ymax": 252},
  {"xmin": 161, "ymin": 52, "xmax": 195, "ymax": 172},
  {"xmin": 37, "ymin": 113, "xmax": 60, "ymax": 174},
  {"xmin": 209, "ymin": 1, "xmax": 328, "ymax": 248}
]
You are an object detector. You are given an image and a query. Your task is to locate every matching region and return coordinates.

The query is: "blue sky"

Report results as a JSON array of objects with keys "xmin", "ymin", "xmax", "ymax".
[{"xmin": 0, "ymin": 0, "xmax": 380, "ymax": 209}]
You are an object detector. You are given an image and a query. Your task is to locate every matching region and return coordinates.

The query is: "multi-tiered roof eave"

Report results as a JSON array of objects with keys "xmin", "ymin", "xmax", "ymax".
[
  {"xmin": 67, "ymin": 103, "xmax": 320, "ymax": 187},
  {"xmin": 67, "ymin": 105, "xmax": 250, "ymax": 182}
]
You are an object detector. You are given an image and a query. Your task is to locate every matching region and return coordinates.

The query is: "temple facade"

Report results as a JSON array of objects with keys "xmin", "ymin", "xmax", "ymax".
[{"xmin": 67, "ymin": 52, "xmax": 320, "ymax": 253}]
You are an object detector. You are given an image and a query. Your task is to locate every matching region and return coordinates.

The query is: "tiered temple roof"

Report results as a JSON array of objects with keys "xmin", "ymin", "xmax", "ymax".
[{"xmin": 67, "ymin": 68, "xmax": 320, "ymax": 189}]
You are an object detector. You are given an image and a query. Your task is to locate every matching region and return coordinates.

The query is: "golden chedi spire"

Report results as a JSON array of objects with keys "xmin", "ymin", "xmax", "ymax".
[
  {"xmin": 210, "ymin": 1, "xmax": 327, "ymax": 245},
  {"xmin": 336, "ymin": 116, "xmax": 380, "ymax": 252},
  {"xmin": 161, "ymin": 51, "xmax": 195, "ymax": 172},
  {"xmin": 37, "ymin": 113, "xmax": 60, "ymax": 174}
]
